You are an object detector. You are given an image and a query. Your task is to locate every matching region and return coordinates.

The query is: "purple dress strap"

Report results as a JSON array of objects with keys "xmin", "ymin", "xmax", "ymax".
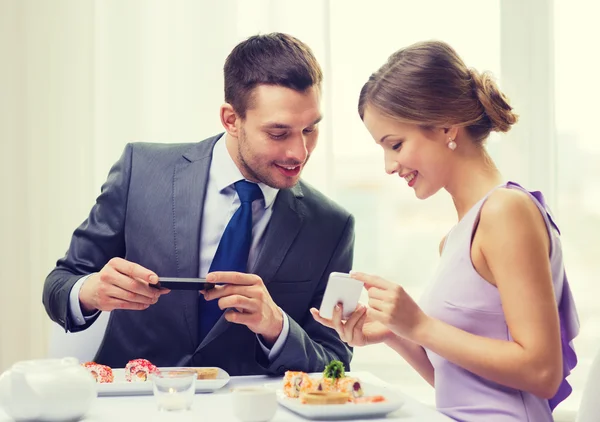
[
  {"xmin": 507, "ymin": 181, "xmax": 580, "ymax": 410},
  {"xmin": 550, "ymin": 281, "xmax": 579, "ymax": 410}
]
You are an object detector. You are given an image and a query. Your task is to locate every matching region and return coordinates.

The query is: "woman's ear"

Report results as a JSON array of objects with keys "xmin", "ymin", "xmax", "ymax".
[
  {"xmin": 443, "ymin": 126, "xmax": 459, "ymax": 141},
  {"xmin": 220, "ymin": 103, "xmax": 240, "ymax": 137}
]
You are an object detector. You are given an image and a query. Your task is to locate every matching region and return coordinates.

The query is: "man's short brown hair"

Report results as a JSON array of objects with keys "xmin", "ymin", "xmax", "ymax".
[{"xmin": 224, "ymin": 33, "xmax": 323, "ymax": 118}]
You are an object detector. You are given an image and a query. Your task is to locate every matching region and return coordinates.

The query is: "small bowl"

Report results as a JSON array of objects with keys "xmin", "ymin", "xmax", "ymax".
[{"xmin": 232, "ymin": 387, "xmax": 277, "ymax": 422}]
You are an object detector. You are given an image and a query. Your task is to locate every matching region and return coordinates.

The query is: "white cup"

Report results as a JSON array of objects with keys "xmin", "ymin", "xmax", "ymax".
[{"xmin": 232, "ymin": 387, "xmax": 277, "ymax": 422}]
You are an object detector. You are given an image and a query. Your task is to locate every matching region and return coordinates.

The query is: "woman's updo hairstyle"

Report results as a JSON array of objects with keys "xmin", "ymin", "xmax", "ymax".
[{"xmin": 358, "ymin": 40, "xmax": 518, "ymax": 143}]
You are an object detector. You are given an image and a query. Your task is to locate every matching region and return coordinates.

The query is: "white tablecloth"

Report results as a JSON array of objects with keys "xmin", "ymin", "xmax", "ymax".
[{"xmin": 0, "ymin": 372, "xmax": 452, "ymax": 422}]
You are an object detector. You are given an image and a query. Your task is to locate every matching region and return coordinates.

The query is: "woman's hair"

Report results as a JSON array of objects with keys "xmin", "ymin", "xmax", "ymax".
[{"xmin": 358, "ymin": 41, "xmax": 518, "ymax": 142}]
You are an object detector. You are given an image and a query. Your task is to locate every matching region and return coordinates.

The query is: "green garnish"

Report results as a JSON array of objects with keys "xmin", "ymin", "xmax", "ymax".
[{"xmin": 323, "ymin": 360, "xmax": 345, "ymax": 379}]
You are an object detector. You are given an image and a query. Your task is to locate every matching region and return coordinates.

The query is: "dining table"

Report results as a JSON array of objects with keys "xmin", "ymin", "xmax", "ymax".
[{"xmin": 0, "ymin": 371, "xmax": 452, "ymax": 422}]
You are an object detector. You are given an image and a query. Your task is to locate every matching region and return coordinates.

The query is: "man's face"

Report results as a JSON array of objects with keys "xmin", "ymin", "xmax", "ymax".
[{"xmin": 231, "ymin": 84, "xmax": 322, "ymax": 189}]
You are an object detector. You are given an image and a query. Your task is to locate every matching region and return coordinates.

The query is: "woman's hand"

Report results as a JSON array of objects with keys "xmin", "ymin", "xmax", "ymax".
[
  {"xmin": 351, "ymin": 271, "xmax": 431, "ymax": 341},
  {"xmin": 310, "ymin": 303, "xmax": 393, "ymax": 347}
]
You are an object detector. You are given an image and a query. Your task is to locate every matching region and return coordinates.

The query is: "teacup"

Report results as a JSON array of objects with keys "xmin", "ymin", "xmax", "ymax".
[{"xmin": 232, "ymin": 386, "xmax": 277, "ymax": 422}]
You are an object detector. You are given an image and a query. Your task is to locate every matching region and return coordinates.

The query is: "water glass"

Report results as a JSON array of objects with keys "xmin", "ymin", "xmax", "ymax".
[{"xmin": 152, "ymin": 370, "xmax": 196, "ymax": 411}]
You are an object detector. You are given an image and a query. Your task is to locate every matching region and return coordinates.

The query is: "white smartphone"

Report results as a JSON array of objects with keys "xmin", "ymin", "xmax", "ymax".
[{"xmin": 319, "ymin": 272, "xmax": 364, "ymax": 320}]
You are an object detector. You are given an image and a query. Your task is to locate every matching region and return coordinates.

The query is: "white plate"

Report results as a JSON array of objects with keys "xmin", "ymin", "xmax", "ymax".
[
  {"xmin": 271, "ymin": 381, "xmax": 404, "ymax": 419},
  {"xmin": 96, "ymin": 367, "xmax": 230, "ymax": 396}
]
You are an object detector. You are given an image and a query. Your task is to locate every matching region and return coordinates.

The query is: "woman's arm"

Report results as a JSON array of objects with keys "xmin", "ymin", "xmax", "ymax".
[
  {"xmin": 310, "ymin": 304, "xmax": 436, "ymax": 387},
  {"xmin": 411, "ymin": 189, "xmax": 562, "ymax": 398},
  {"xmin": 385, "ymin": 334, "xmax": 435, "ymax": 387}
]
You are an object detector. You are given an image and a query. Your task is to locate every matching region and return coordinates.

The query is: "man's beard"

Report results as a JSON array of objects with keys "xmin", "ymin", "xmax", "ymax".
[
  {"xmin": 237, "ymin": 127, "xmax": 306, "ymax": 190},
  {"xmin": 237, "ymin": 129, "xmax": 264, "ymax": 183}
]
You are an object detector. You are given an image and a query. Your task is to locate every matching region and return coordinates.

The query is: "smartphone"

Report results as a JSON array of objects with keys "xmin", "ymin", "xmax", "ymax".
[
  {"xmin": 154, "ymin": 277, "xmax": 216, "ymax": 291},
  {"xmin": 319, "ymin": 272, "xmax": 364, "ymax": 320}
]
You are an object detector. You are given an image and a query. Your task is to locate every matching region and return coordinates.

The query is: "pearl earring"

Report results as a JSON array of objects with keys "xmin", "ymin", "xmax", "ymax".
[{"xmin": 447, "ymin": 138, "xmax": 457, "ymax": 150}]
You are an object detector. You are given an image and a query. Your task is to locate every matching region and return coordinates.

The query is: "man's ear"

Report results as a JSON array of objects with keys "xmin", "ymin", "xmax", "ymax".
[{"xmin": 220, "ymin": 103, "xmax": 240, "ymax": 137}]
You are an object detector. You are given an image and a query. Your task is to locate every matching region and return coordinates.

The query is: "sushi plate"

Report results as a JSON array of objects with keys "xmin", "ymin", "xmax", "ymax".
[
  {"xmin": 265, "ymin": 381, "xmax": 405, "ymax": 419},
  {"xmin": 96, "ymin": 367, "xmax": 229, "ymax": 396}
]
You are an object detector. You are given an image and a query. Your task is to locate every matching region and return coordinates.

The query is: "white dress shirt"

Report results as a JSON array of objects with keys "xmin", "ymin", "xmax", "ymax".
[{"xmin": 69, "ymin": 135, "xmax": 290, "ymax": 360}]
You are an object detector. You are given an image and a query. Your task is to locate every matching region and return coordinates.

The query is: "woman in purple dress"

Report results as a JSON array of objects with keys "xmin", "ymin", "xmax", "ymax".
[{"xmin": 312, "ymin": 40, "xmax": 579, "ymax": 421}]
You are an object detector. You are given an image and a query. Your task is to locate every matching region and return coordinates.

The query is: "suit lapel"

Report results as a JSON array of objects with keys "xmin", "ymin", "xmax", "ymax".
[
  {"xmin": 195, "ymin": 184, "xmax": 306, "ymax": 351},
  {"xmin": 252, "ymin": 185, "xmax": 306, "ymax": 284},
  {"xmin": 172, "ymin": 136, "xmax": 220, "ymax": 347}
]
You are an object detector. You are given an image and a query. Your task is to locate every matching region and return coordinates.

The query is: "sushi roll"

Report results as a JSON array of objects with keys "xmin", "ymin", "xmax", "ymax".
[
  {"xmin": 318, "ymin": 359, "xmax": 345, "ymax": 392},
  {"xmin": 125, "ymin": 358, "xmax": 160, "ymax": 382},
  {"xmin": 299, "ymin": 374, "xmax": 317, "ymax": 394},
  {"xmin": 336, "ymin": 377, "xmax": 364, "ymax": 398},
  {"xmin": 81, "ymin": 362, "xmax": 114, "ymax": 383},
  {"xmin": 193, "ymin": 367, "xmax": 219, "ymax": 380},
  {"xmin": 316, "ymin": 377, "xmax": 337, "ymax": 392},
  {"xmin": 283, "ymin": 371, "xmax": 315, "ymax": 398}
]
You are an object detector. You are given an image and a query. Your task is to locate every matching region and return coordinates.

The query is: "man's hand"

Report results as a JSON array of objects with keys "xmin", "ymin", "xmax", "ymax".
[
  {"xmin": 79, "ymin": 258, "xmax": 169, "ymax": 313},
  {"xmin": 202, "ymin": 272, "xmax": 283, "ymax": 346}
]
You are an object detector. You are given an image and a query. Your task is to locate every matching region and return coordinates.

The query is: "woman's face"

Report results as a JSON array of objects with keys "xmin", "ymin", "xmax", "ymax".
[{"xmin": 362, "ymin": 105, "xmax": 455, "ymax": 200}]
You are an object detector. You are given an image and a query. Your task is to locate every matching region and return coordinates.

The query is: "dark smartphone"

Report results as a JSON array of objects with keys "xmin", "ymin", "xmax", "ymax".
[{"xmin": 154, "ymin": 277, "xmax": 216, "ymax": 291}]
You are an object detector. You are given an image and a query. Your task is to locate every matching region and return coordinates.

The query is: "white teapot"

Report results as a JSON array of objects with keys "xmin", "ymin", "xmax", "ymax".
[{"xmin": 0, "ymin": 357, "xmax": 97, "ymax": 421}]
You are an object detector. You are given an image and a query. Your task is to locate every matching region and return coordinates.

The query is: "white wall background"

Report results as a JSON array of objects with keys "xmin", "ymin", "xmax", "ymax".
[{"xmin": 1, "ymin": 0, "xmax": 599, "ymax": 419}]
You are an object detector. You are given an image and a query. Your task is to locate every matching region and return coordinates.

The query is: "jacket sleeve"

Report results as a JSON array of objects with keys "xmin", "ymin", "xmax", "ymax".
[{"xmin": 42, "ymin": 144, "xmax": 133, "ymax": 332}]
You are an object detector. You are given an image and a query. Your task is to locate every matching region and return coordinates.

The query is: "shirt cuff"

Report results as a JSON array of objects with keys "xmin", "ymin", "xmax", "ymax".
[
  {"xmin": 68, "ymin": 274, "xmax": 100, "ymax": 326},
  {"xmin": 257, "ymin": 308, "xmax": 290, "ymax": 361}
]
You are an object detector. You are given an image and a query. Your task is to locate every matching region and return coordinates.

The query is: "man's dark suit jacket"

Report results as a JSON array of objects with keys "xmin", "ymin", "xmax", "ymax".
[{"xmin": 43, "ymin": 134, "xmax": 355, "ymax": 376}]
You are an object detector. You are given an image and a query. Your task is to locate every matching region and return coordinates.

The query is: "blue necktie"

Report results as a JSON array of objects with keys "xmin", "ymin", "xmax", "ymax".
[{"xmin": 199, "ymin": 180, "xmax": 263, "ymax": 340}]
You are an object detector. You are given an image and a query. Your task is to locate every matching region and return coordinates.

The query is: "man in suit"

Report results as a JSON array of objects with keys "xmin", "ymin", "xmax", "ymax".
[{"xmin": 43, "ymin": 33, "xmax": 355, "ymax": 376}]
